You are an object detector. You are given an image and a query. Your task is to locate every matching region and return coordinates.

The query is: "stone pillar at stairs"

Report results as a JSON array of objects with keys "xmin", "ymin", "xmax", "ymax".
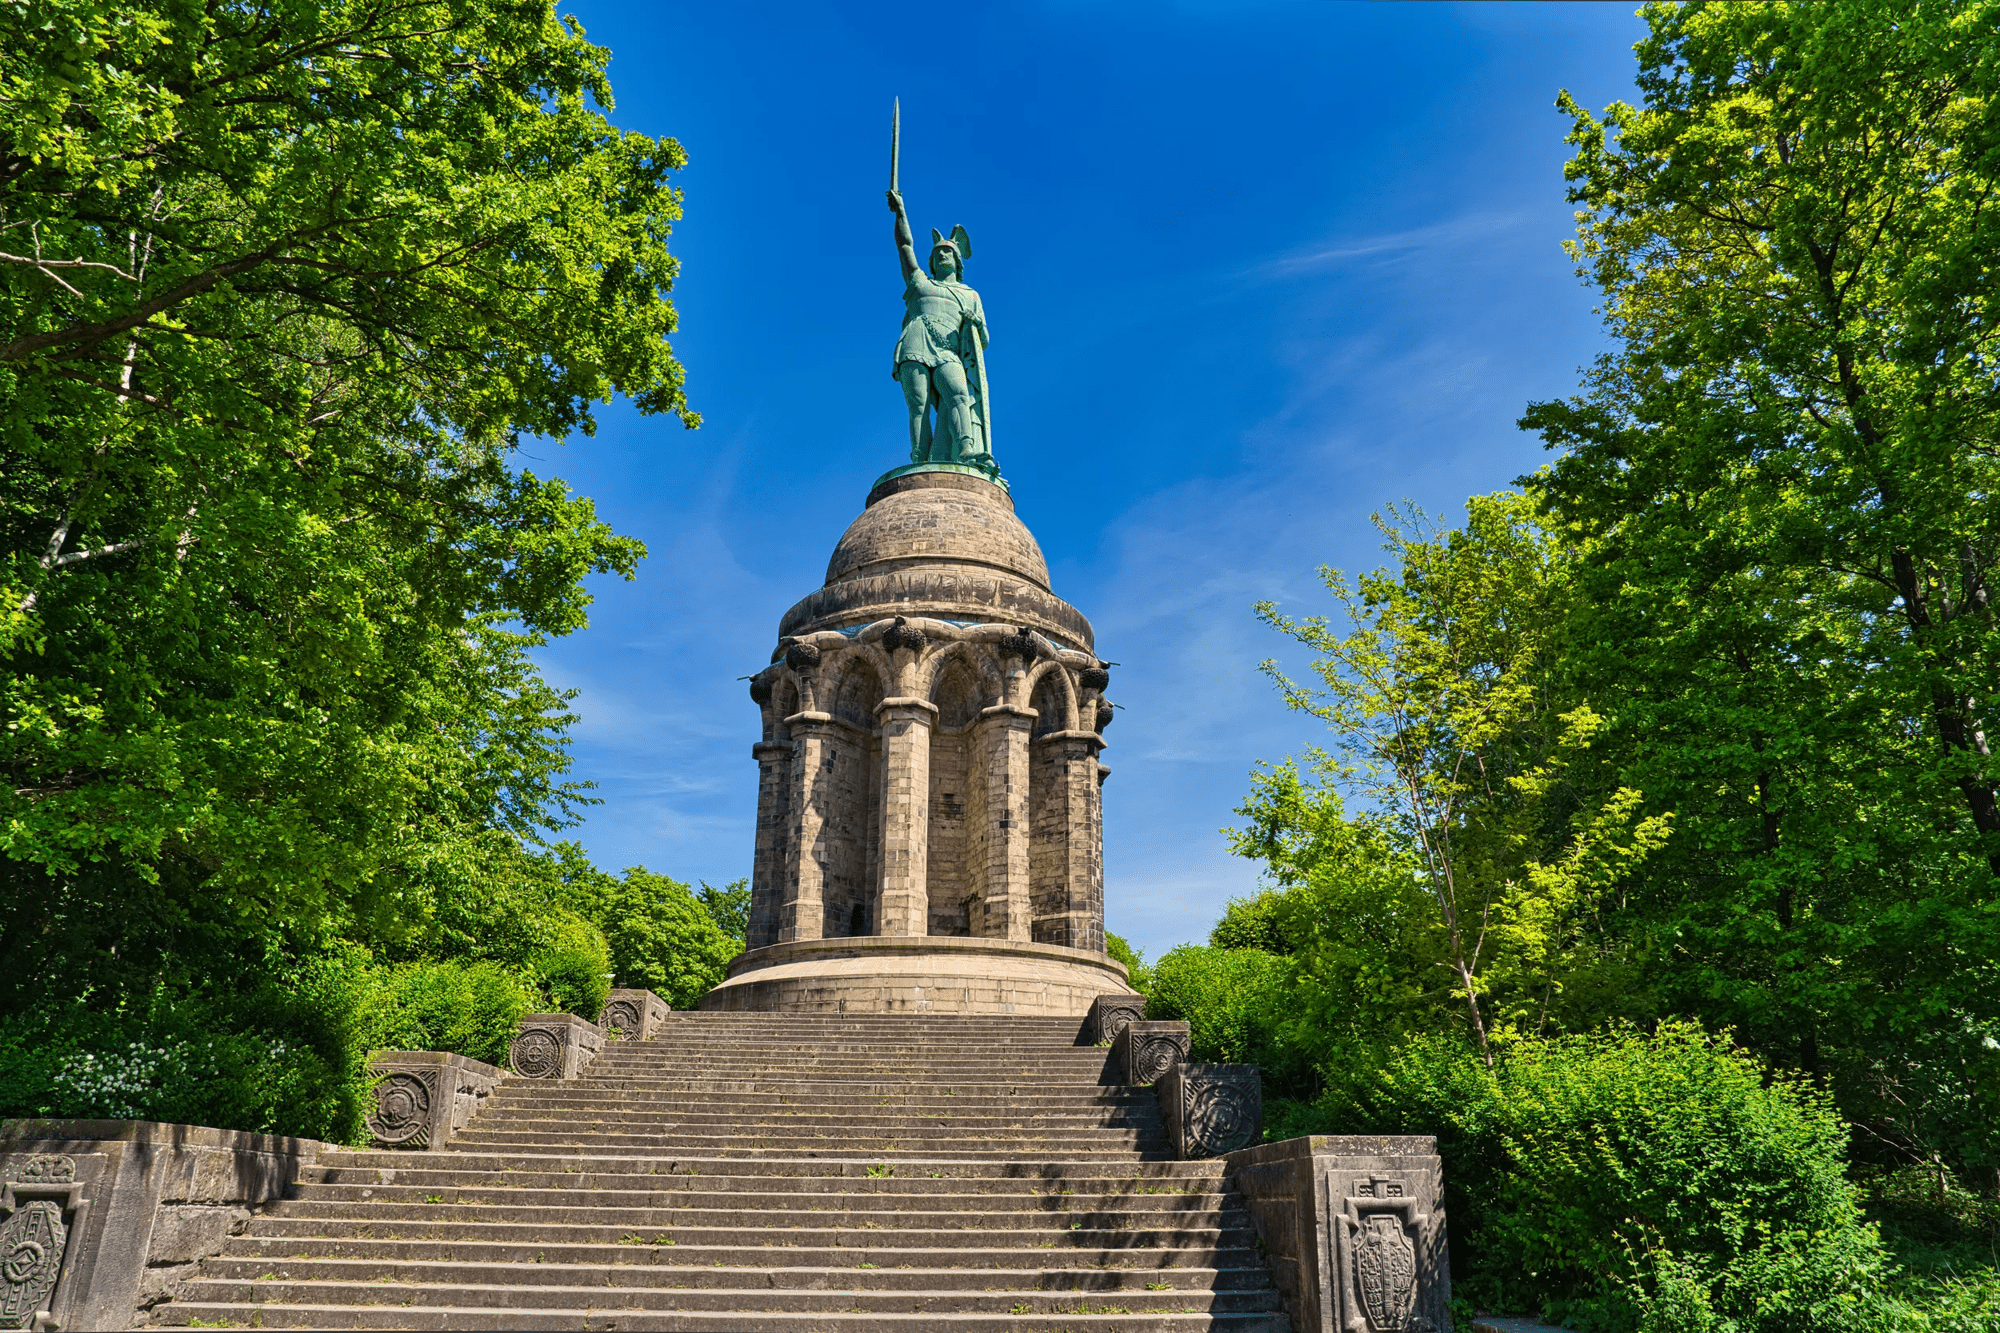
[
  {"xmin": 778, "ymin": 712, "xmax": 838, "ymax": 944},
  {"xmin": 977, "ymin": 703, "xmax": 1034, "ymax": 941},
  {"xmin": 747, "ymin": 739, "xmax": 792, "ymax": 950},
  {"xmin": 875, "ymin": 695, "xmax": 937, "ymax": 936}
]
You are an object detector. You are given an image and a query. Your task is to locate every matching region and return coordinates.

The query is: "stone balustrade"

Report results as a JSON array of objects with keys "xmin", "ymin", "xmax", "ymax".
[
  {"xmin": 1083, "ymin": 992, "xmax": 1145, "ymax": 1046},
  {"xmin": 1157, "ymin": 1062, "xmax": 1263, "ymax": 1159},
  {"xmin": 1112, "ymin": 1019, "xmax": 1190, "ymax": 1086}
]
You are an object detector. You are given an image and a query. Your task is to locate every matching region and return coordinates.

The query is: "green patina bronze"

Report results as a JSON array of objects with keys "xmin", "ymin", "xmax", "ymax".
[{"xmin": 887, "ymin": 186, "xmax": 998, "ymax": 483}]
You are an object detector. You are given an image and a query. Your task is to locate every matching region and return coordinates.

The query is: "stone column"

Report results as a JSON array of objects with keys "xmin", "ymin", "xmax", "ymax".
[
  {"xmin": 746, "ymin": 740, "xmax": 792, "ymax": 950},
  {"xmin": 778, "ymin": 711, "xmax": 837, "ymax": 944},
  {"xmin": 875, "ymin": 696, "xmax": 938, "ymax": 936},
  {"xmin": 977, "ymin": 704, "xmax": 1035, "ymax": 941},
  {"xmin": 1034, "ymin": 730, "xmax": 1106, "ymax": 950}
]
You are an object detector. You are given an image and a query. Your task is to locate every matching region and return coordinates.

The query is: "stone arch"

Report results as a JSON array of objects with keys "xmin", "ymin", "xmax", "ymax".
[
  {"xmin": 826, "ymin": 652, "xmax": 887, "ymax": 731},
  {"xmin": 926, "ymin": 646, "xmax": 986, "ymax": 732},
  {"xmin": 917, "ymin": 640, "xmax": 992, "ymax": 710},
  {"xmin": 1026, "ymin": 661, "xmax": 1077, "ymax": 736}
]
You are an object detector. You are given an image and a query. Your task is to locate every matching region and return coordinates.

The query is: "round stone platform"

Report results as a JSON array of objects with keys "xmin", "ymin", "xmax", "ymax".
[{"xmin": 699, "ymin": 935, "xmax": 1136, "ymax": 1016}]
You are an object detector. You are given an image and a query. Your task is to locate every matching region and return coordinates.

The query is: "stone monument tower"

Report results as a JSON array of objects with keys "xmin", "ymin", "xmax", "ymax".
[{"xmin": 699, "ymin": 155, "xmax": 1133, "ymax": 1015}]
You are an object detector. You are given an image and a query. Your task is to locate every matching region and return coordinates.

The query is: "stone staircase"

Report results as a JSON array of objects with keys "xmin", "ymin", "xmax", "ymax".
[{"xmin": 150, "ymin": 1013, "xmax": 1290, "ymax": 1330}]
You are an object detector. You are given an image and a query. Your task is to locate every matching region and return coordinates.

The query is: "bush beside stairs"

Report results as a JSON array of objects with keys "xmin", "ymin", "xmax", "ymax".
[{"xmin": 148, "ymin": 1012, "xmax": 1291, "ymax": 1331}]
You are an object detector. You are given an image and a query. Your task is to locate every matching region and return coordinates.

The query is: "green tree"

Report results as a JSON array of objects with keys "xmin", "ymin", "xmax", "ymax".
[
  {"xmin": 0, "ymin": 0, "xmax": 692, "ymax": 1004},
  {"xmin": 1254, "ymin": 494, "xmax": 1669, "ymax": 1064},
  {"xmin": 1522, "ymin": 0, "xmax": 2000, "ymax": 1171},
  {"xmin": 592, "ymin": 868, "xmax": 740, "ymax": 1011}
]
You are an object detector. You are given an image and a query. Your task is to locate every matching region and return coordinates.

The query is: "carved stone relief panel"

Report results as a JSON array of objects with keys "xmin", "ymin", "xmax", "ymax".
[
  {"xmin": 0, "ymin": 1154, "xmax": 83, "ymax": 1332},
  {"xmin": 1115, "ymin": 1021, "xmax": 1190, "ymax": 1085},
  {"xmin": 1085, "ymin": 993, "xmax": 1145, "ymax": 1046}
]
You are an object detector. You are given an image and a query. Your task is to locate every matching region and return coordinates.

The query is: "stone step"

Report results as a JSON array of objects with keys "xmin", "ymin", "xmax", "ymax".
[
  {"xmin": 215, "ymin": 1236, "xmax": 1262, "ymax": 1272},
  {"xmin": 153, "ymin": 1009, "xmax": 1269, "ymax": 1333},
  {"xmin": 459, "ymin": 1122, "xmax": 1164, "ymax": 1145},
  {"xmin": 470, "ymin": 1096, "xmax": 1160, "ymax": 1120},
  {"xmin": 440, "ymin": 1141, "xmax": 1162, "ymax": 1162},
  {"xmin": 263, "ymin": 1200, "xmax": 1249, "ymax": 1233},
  {"xmin": 193, "ymin": 1255, "xmax": 1269, "ymax": 1293},
  {"xmin": 154, "ymin": 1304, "xmax": 1288, "ymax": 1331},
  {"xmin": 241, "ymin": 1216, "xmax": 1257, "ymax": 1250},
  {"xmin": 311, "ymin": 1152, "xmax": 1226, "ymax": 1180},
  {"xmin": 307, "ymin": 1171, "xmax": 1230, "ymax": 1201},
  {"xmin": 173, "ymin": 1277, "xmax": 1280, "ymax": 1315},
  {"xmin": 294, "ymin": 1185, "xmax": 1229, "ymax": 1212}
]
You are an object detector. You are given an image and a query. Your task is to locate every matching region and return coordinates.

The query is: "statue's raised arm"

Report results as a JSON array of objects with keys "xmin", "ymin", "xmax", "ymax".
[
  {"xmin": 885, "ymin": 190, "xmax": 994, "ymax": 476},
  {"xmin": 888, "ymin": 190, "xmax": 922, "ymax": 282}
]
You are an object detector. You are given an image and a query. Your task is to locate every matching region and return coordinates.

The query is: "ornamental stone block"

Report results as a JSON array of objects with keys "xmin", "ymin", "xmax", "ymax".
[
  {"xmin": 1084, "ymin": 993, "xmax": 1146, "ymax": 1046},
  {"xmin": 1158, "ymin": 1062, "xmax": 1263, "ymax": 1159},
  {"xmin": 509, "ymin": 1012, "xmax": 605, "ymax": 1080},
  {"xmin": 598, "ymin": 989, "xmax": 671, "ymax": 1041},
  {"xmin": 0, "ymin": 1120, "xmax": 320, "ymax": 1331},
  {"xmin": 1221, "ymin": 1134, "xmax": 1451, "ymax": 1333},
  {"xmin": 1113, "ymin": 1020, "xmax": 1190, "ymax": 1085},
  {"xmin": 365, "ymin": 1051, "xmax": 503, "ymax": 1150}
]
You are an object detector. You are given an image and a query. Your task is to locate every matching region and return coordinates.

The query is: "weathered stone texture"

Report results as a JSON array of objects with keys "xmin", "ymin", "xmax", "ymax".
[
  {"xmin": 0, "ymin": 1120, "xmax": 320, "ymax": 1331},
  {"xmin": 508, "ymin": 1013, "xmax": 604, "ymax": 1081},
  {"xmin": 1115, "ymin": 1020, "xmax": 1192, "ymax": 1086},
  {"xmin": 734, "ymin": 469, "xmax": 1130, "ymax": 1016},
  {"xmin": 1223, "ymin": 1134, "xmax": 1452, "ymax": 1333},
  {"xmin": 365, "ymin": 1050, "xmax": 502, "ymax": 1150},
  {"xmin": 598, "ymin": 989, "xmax": 671, "ymax": 1041},
  {"xmin": 1158, "ymin": 1062, "xmax": 1264, "ymax": 1159}
]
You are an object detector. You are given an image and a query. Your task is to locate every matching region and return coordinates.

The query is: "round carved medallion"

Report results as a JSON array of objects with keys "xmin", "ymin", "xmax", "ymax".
[
  {"xmin": 602, "ymin": 1000, "xmax": 641, "ymax": 1035},
  {"xmin": 1186, "ymin": 1079, "xmax": 1259, "ymax": 1156},
  {"xmin": 511, "ymin": 1028, "xmax": 564, "ymax": 1079},
  {"xmin": 367, "ymin": 1073, "xmax": 432, "ymax": 1147}
]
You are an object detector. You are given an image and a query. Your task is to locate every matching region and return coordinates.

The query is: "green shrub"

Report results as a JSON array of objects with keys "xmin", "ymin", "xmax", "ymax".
[
  {"xmin": 359, "ymin": 959, "xmax": 541, "ymax": 1068},
  {"xmin": 0, "ymin": 984, "xmax": 355, "ymax": 1142},
  {"xmin": 1146, "ymin": 944, "xmax": 1292, "ymax": 1068},
  {"xmin": 1319, "ymin": 1023, "xmax": 1893, "ymax": 1333},
  {"xmin": 595, "ymin": 869, "xmax": 740, "ymax": 1009},
  {"xmin": 1105, "ymin": 933, "xmax": 1151, "ymax": 993}
]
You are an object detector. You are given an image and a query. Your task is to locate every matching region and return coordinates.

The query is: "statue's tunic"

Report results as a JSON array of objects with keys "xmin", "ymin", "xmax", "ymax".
[{"xmin": 893, "ymin": 270, "xmax": 986, "ymax": 375}]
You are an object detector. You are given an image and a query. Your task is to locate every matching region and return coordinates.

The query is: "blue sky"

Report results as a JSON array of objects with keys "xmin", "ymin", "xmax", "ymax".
[{"xmin": 532, "ymin": 1, "xmax": 1647, "ymax": 961}]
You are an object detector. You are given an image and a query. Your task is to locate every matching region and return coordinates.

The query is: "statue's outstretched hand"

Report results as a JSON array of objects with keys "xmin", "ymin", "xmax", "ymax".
[{"xmin": 886, "ymin": 190, "xmax": 904, "ymax": 214}]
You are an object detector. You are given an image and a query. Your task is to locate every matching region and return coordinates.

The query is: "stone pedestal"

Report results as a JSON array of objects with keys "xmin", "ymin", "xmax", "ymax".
[
  {"xmin": 599, "ymin": 989, "xmax": 671, "ymax": 1040},
  {"xmin": 1113, "ymin": 1020, "xmax": 1191, "ymax": 1085},
  {"xmin": 1157, "ymin": 1062, "xmax": 1263, "ymax": 1159},
  {"xmin": 1222, "ymin": 1135, "xmax": 1451, "ymax": 1333},
  {"xmin": 365, "ymin": 1051, "xmax": 503, "ymax": 1150},
  {"xmin": 700, "ymin": 935, "xmax": 1133, "ymax": 1016},
  {"xmin": 1084, "ymin": 993, "xmax": 1146, "ymax": 1046},
  {"xmin": 508, "ymin": 1013, "xmax": 604, "ymax": 1080}
]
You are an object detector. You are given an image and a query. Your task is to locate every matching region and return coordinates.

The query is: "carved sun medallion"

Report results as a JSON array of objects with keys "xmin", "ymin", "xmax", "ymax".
[
  {"xmin": 602, "ymin": 1000, "xmax": 642, "ymax": 1036},
  {"xmin": 367, "ymin": 1072, "xmax": 434, "ymax": 1148},
  {"xmin": 511, "ymin": 1027, "xmax": 565, "ymax": 1079}
]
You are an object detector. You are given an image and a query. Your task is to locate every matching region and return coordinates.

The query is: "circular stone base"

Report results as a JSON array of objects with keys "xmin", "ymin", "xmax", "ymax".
[{"xmin": 698, "ymin": 936, "xmax": 1136, "ymax": 1016}]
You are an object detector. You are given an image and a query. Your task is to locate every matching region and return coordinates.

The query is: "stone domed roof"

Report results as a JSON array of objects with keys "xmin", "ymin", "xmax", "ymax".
[
  {"xmin": 777, "ymin": 470, "xmax": 1094, "ymax": 651},
  {"xmin": 824, "ymin": 472, "xmax": 1050, "ymax": 588}
]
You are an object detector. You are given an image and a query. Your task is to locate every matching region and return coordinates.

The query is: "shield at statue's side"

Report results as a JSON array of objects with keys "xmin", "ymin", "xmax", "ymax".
[
  {"xmin": 1353, "ymin": 1212, "xmax": 1417, "ymax": 1332},
  {"xmin": 0, "ymin": 1198, "xmax": 68, "ymax": 1329}
]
